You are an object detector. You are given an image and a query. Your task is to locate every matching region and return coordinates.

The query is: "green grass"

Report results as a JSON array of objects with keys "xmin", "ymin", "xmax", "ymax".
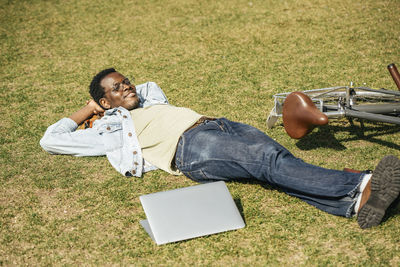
[{"xmin": 1, "ymin": 0, "xmax": 400, "ymax": 265}]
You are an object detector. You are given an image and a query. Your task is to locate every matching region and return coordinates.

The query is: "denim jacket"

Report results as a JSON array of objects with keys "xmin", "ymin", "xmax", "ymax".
[{"xmin": 40, "ymin": 82, "xmax": 169, "ymax": 177}]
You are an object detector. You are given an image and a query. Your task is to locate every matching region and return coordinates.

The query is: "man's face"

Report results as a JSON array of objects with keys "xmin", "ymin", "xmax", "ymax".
[{"xmin": 100, "ymin": 72, "xmax": 140, "ymax": 110}]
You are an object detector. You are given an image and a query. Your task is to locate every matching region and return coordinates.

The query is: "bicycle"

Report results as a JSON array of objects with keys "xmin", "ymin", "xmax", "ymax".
[{"xmin": 266, "ymin": 64, "xmax": 400, "ymax": 139}]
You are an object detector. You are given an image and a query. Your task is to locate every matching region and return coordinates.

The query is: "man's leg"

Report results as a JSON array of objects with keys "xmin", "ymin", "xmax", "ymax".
[{"xmin": 174, "ymin": 118, "xmax": 365, "ymax": 217}]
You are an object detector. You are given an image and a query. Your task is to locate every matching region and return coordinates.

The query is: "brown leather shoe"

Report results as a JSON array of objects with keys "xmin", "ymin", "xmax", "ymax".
[
  {"xmin": 357, "ymin": 179, "xmax": 371, "ymax": 214},
  {"xmin": 357, "ymin": 155, "xmax": 400, "ymax": 229},
  {"xmin": 282, "ymin": 92, "xmax": 328, "ymax": 139},
  {"xmin": 343, "ymin": 168, "xmax": 362, "ymax": 173}
]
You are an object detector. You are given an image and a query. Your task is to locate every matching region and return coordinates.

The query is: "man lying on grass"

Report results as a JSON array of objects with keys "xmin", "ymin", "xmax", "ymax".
[{"xmin": 40, "ymin": 68, "xmax": 400, "ymax": 229}]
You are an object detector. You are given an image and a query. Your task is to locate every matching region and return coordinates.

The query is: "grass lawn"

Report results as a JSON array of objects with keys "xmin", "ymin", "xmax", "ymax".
[{"xmin": 1, "ymin": 0, "xmax": 400, "ymax": 265}]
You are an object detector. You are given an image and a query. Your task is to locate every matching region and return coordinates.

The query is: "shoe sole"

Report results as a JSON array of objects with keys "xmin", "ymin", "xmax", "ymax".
[{"xmin": 357, "ymin": 155, "xmax": 400, "ymax": 229}]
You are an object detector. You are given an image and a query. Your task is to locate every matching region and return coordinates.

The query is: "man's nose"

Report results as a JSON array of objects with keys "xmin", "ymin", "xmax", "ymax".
[
  {"xmin": 124, "ymin": 84, "xmax": 135, "ymax": 92},
  {"xmin": 122, "ymin": 84, "xmax": 130, "ymax": 91}
]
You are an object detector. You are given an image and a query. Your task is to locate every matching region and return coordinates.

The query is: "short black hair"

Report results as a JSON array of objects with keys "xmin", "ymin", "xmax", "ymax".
[{"xmin": 89, "ymin": 68, "xmax": 117, "ymax": 106}]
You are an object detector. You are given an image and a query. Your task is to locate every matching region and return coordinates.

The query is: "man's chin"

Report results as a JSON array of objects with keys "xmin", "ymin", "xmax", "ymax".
[{"xmin": 124, "ymin": 98, "xmax": 140, "ymax": 110}]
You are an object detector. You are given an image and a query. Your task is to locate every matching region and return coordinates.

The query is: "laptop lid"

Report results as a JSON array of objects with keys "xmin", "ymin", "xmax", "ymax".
[{"xmin": 139, "ymin": 181, "xmax": 245, "ymax": 245}]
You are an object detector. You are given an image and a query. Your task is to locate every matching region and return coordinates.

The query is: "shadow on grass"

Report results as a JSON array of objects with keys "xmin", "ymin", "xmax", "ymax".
[
  {"xmin": 295, "ymin": 122, "xmax": 400, "ymax": 151},
  {"xmin": 234, "ymin": 198, "xmax": 246, "ymax": 225}
]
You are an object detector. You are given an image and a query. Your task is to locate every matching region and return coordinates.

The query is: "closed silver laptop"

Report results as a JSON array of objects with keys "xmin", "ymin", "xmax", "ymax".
[{"xmin": 139, "ymin": 181, "xmax": 245, "ymax": 245}]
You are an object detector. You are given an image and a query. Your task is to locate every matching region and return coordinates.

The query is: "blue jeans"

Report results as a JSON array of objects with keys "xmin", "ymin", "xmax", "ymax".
[{"xmin": 174, "ymin": 118, "xmax": 364, "ymax": 217}]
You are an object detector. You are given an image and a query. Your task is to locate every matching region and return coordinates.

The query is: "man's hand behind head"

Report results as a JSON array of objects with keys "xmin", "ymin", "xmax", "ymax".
[
  {"xmin": 69, "ymin": 100, "xmax": 105, "ymax": 126},
  {"xmin": 86, "ymin": 99, "xmax": 105, "ymax": 117}
]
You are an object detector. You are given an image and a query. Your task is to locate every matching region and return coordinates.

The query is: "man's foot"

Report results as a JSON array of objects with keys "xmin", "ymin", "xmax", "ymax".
[{"xmin": 357, "ymin": 155, "xmax": 400, "ymax": 229}]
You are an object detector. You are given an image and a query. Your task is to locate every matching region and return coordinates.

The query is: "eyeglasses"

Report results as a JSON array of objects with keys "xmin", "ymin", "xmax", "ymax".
[{"xmin": 112, "ymin": 77, "xmax": 135, "ymax": 92}]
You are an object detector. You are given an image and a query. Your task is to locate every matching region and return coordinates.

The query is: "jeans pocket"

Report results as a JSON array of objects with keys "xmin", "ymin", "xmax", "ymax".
[{"xmin": 210, "ymin": 119, "xmax": 226, "ymax": 131}]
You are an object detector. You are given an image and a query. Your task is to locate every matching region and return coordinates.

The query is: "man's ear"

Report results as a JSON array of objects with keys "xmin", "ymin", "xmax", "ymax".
[{"xmin": 99, "ymin": 98, "xmax": 111, "ymax": 109}]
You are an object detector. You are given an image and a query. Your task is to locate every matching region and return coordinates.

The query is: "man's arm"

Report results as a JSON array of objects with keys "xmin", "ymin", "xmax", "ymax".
[
  {"xmin": 69, "ymin": 100, "xmax": 104, "ymax": 125},
  {"xmin": 40, "ymin": 101, "xmax": 106, "ymax": 156},
  {"xmin": 137, "ymin": 82, "xmax": 169, "ymax": 107},
  {"xmin": 41, "ymin": 81, "xmax": 167, "ymax": 156}
]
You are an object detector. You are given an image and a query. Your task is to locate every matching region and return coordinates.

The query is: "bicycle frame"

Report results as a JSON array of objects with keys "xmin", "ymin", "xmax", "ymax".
[{"xmin": 266, "ymin": 84, "xmax": 400, "ymax": 129}]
